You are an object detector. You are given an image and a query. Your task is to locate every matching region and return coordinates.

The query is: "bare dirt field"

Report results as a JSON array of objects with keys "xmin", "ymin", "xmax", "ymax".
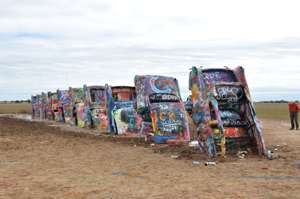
[{"xmin": 0, "ymin": 116, "xmax": 300, "ymax": 199}]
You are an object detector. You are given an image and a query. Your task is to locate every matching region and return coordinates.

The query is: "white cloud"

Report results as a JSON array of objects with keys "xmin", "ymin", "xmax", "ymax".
[{"xmin": 0, "ymin": 0, "xmax": 300, "ymax": 101}]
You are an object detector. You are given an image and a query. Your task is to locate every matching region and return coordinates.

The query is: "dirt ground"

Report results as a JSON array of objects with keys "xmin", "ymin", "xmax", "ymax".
[{"xmin": 0, "ymin": 116, "xmax": 299, "ymax": 199}]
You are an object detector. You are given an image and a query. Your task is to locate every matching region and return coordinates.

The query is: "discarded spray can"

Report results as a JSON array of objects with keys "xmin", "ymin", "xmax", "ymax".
[
  {"xmin": 267, "ymin": 150, "xmax": 273, "ymax": 160},
  {"xmin": 205, "ymin": 161, "xmax": 217, "ymax": 166}
]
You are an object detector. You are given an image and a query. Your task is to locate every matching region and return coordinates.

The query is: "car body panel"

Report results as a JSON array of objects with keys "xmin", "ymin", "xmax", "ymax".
[
  {"xmin": 189, "ymin": 66, "xmax": 266, "ymax": 156},
  {"xmin": 58, "ymin": 89, "xmax": 73, "ymax": 124},
  {"xmin": 84, "ymin": 85, "xmax": 113, "ymax": 133},
  {"xmin": 70, "ymin": 87, "xmax": 85, "ymax": 126},
  {"xmin": 48, "ymin": 92, "xmax": 64, "ymax": 122},
  {"xmin": 40, "ymin": 92, "xmax": 48, "ymax": 120},
  {"xmin": 111, "ymin": 86, "xmax": 142, "ymax": 134},
  {"xmin": 135, "ymin": 75, "xmax": 190, "ymax": 141}
]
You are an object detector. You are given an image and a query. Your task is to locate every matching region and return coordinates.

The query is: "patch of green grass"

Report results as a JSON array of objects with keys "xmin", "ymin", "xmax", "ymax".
[
  {"xmin": 0, "ymin": 103, "xmax": 32, "ymax": 114},
  {"xmin": 255, "ymin": 103, "xmax": 289, "ymax": 121}
]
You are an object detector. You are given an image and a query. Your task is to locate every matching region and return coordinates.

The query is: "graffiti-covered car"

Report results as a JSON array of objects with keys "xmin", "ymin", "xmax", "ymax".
[
  {"xmin": 135, "ymin": 75, "xmax": 190, "ymax": 143},
  {"xmin": 111, "ymin": 86, "xmax": 142, "ymax": 135},
  {"xmin": 36, "ymin": 94, "xmax": 43, "ymax": 120},
  {"xmin": 69, "ymin": 87, "xmax": 85, "ymax": 127},
  {"xmin": 83, "ymin": 85, "xmax": 113, "ymax": 133},
  {"xmin": 40, "ymin": 92, "xmax": 48, "ymax": 120},
  {"xmin": 46, "ymin": 92, "xmax": 55, "ymax": 120},
  {"xmin": 31, "ymin": 95, "xmax": 39, "ymax": 119},
  {"xmin": 189, "ymin": 66, "xmax": 266, "ymax": 157},
  {"xmin": 57, "ymin": 89, "xmax": 71, "ymax": 123},
  {"xmin": 47, "ymin": 91, "xmax": 64, "ymax": 122},
  {"xmin": 184, "ymin": 95, "xmax": 193, "ymax": 116}
]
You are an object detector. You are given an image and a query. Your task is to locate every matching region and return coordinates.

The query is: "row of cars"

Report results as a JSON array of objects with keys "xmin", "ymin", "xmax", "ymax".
[
  {"xmin": 31, "ymin": 67, "xmax": 266, "ymax": 157},
  {"xmin": 31, "ymin": 75, "xmax": 189, "ymax": 139}
]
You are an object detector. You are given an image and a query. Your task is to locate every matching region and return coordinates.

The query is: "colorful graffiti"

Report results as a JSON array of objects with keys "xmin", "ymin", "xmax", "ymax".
[
  {"xmin": 135, "ymin": 75, "xmax": 181, "ymax": 111},
  {"xmin": 112, "ymin": 86, "xmax": 135, "ymax": 102},
  {"xmin": 36, "ymin": 95, "xmax": 43, "ymax": 120},
  {"xmin": 113, "ymin": 108, "xmax": 142, "ymax": 134},
  {"xmin": 31, "ymin": 95, "xmax": 39, "ymax": 119},
  {"xmin": 70, "ymin": 87, "xmax": 85, "ymax": 126},
  {"xmin": 233, "ymin": 67, "xmax": 266, "ymax": 155},
  {"xmin": 40, "ymin": 92, "xmax": 48, "ymax": 120},
  {"xmin": 135, "ymin": 75, "xmax": 190, "ymax": 142},
  {"xmin": 204, "ymin": 69, "xmax": 237, "ymax": 84},
  {"xmin": 84, "ymin": 85, "xmax": 113, "ymax": 133},
  {"xmin": 30, "ymin": 66, "xmax": 265, "ymax": 158},
  {"xmin": 58, "ymin": 90, "xmax": 72, "ymax": 124},
  {"xmin": 189, "ymin": 66, "xmax": 266, "ymax": 157},
  {"xmin": 111, "ymin": 86, "xmax": 142, "ymax": 134},
  {"xmin": 48, "ymin": 92, "xmax": 64, "ymax": 122},
  {"xmin": 44, "ymin": 93, "xmax": 52, "ymax": 120}
]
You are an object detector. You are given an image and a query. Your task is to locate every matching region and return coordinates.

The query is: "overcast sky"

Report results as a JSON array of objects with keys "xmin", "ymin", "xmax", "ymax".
[{"xmin": 1, "ymin": 0, "xmax": 300, "ymax": 101}]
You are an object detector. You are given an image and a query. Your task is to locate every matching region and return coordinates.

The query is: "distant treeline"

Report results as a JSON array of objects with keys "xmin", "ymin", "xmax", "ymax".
[{"xmin": 0, "ymin": 100, "xmax": 31, "ymax": 104}]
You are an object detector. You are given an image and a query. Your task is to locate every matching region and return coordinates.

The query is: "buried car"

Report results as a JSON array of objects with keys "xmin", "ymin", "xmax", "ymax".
[
  {"xmin": 57, "ymin": 89, "xmax": 72, "ymax": 124},
  {"xmin": 189, "ymin": 66, "xmax": 266, "ymax": 157},
  {"xmin": 47, "ymin": 91, "xmax": 64, "ymax": 122},
  {"xmin": 31, "ymin": 95, "xmax": 40, "ymax": 119},
  {"xmin": 111, "ymin": 86, "xmax": 142, "ymax": 135},
  {"xmin": 31, "ymin": 95, "xmax": 36, "ymax": 118},
  {"xmin": 69, "ymin": 87, "xmax": 85, "ymax": 127},
  {"xmin": 83, "ymin": 85, "xmax": 113, "ymax": 133},
  {"xmin": 135, "ymin": 75, "xmax": 190, "ymax": 143},
  {"xmin": 40, "ymin": 92, "xmax": 48, "ymax": 120}
]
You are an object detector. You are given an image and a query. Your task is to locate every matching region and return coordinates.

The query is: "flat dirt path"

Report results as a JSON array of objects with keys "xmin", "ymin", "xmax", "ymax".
[{"xmin": 0, "ymin": 117, "xmax": 299, "ymax": 199}]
